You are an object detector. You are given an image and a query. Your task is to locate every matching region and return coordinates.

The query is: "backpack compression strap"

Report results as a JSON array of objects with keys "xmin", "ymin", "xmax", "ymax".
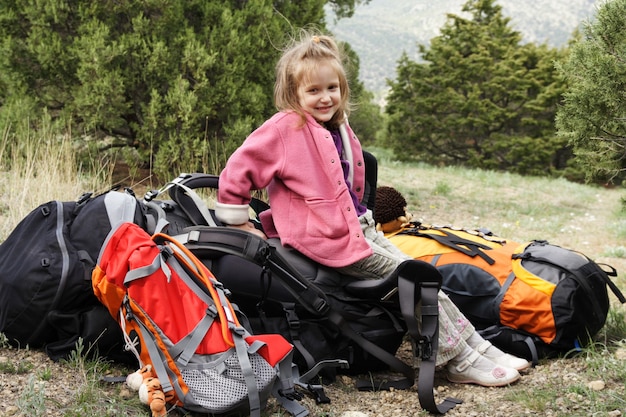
[
  {"xmin": 400, "ymin": 226, "xmax": 496, "ymax": 265},
  {"xmin": 397, "ymin": 260, "xmax": 462, "ymax": 413}
]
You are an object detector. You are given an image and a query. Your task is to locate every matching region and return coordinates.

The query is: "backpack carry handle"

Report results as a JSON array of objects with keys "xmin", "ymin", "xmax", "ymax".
[{"xmin": 597, "ymin": 262, "xmax": 626, "ymax": 303}]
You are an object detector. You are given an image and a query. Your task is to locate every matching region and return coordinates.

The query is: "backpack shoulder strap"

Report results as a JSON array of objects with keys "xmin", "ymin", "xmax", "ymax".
[
  {"xmin": 176, "ymin": 227, "xmax": 332, "ymax": 317},
  {"xmin": 345, "ymin": 260, "xmax": 462, "ymax": 414}
]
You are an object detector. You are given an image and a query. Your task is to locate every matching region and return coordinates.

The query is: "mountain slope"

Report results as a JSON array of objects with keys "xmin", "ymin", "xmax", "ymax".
[{"xmin": 327, "ymin": 0, "xmax": 600, "ymax": 94}]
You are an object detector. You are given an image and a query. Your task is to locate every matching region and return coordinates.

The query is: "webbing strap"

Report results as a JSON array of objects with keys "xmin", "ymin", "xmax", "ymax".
[
  {"xmin": 50, "ymin": 201, "xmax": 70, "ymax": 310},
  {"xmin": 281, "ymin": 303, "xmax": 317, "ymax": 370},
  {"xmin": 124, "ymin": 251, "xmax": 171, "ymax": 285},
  {"xmin": 171, "ymin": 181, "xmax": 218, "ymax": 227},
  {"xmin": 143, "ymin": 200, "xmax": 170, "ymax": 235},
  {"xmin": 178, "ymin": 227, "xmax": 331, "ymax": 317},
  {"xmin": 171, "ymin": 312, "xmax": 216, "ymax": 366},
  {"xmin": 145, "ymin": 174, "xmax": 219, "ymax": 228},
  {"xmin": 273, "ymin": 353, "xmax": 309, "ymax": 416},
  {"xmin": 232, "ymin": 328, "xmax": 261, "ymax": 417},
  {"xmin": 29, "ymin": 201, "xmax": 70, "ymax": 345},
  {"xmin": 166, "ymin": 251, "xmax": 214, "ymax": 306},
  {"xmin": 134, "ymin": 317, "xmax": 175, "ymax": 394},
  {"xmin": 401, "ymin": 228, "xmax": 495, "ymax": 265},
  {"xmin": 327, "ymin": 309, "xmax": 415, "ymax": 382},
  {"xmin": 396, "ymin": 260, "xmax": 462, "ymax": 414},
  {"xmin": 494, "ymin": 271, "xmax": 517, "ymax": 313}
]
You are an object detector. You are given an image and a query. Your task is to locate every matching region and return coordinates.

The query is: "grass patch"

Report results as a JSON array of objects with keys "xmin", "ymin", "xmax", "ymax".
[
  {"xmin": 0, "ymin": 357, "xmax": 34, "ymax": 374},
  {"xmin": 17, "ymin": 375, "xmax": 47, "ymax": 416},
  {"xmin": 597, "ymin": 308, "xmax": 626, "ymax": 343},
  {"xmin": 60, "ymin": 338, "xmax": 145, "ymax": 416}
]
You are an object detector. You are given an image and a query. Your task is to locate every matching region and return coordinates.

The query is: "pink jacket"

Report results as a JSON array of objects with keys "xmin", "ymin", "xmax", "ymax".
[{"xmin": 215, "ymin": 111, "xmax": 373, "ymax": 267}]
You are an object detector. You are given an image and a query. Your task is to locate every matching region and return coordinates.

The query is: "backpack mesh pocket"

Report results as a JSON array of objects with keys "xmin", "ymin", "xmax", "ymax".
[{"xmin": 181, "ymin": 349, "xmax": 276, "ymax": 412}]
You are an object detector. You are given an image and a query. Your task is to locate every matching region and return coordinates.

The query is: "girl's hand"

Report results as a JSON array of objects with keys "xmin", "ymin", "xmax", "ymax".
[{"xmin": 227, "ymin": 221, "xmax": 267, "ymax": 239}]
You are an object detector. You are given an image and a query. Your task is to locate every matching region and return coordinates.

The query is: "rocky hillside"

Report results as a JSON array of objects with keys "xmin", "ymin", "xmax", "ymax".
[{"xmin": 327, "ymin": 0, "xmax": 601, "ymax": 95}]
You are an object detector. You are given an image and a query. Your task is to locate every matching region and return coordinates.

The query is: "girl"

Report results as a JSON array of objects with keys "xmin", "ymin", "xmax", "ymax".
[{"xmin": 215, "ymin": 29, "xmax": 529, "ymax": 387}]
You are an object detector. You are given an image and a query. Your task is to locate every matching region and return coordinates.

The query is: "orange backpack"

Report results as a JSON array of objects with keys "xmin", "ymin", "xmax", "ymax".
[
  {"xmin": 92, "ymin": 222, "xmax": 305, "ymax": 416},
  {"xmin": 386, "ymin": 222, "xmax": 625, "ymax": 362}
]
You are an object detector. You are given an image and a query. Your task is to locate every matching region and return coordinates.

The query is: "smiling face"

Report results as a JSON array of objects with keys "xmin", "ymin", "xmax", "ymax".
[{"xmin": 297, "ymin": 62, "xmax": 341, "ymax": 124}]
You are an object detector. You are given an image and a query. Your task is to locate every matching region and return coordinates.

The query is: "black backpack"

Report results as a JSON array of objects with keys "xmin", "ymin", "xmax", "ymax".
[
  {"xmin": 143, "ymin": 165, "xmax": 462, "ymax": 414},
  {"xmin": 175, "ymin": 226, "xmax": 460, "ymax": 414},
  {"xmin": 0, "ymin": 189, "xmax": 146, "ymax": 363}
]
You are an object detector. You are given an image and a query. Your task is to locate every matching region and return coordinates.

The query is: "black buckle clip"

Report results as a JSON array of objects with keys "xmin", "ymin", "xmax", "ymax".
[
  {"xmin": 307, "ymin": 384, "xmax": 330, "ymax": 404},
  {"xmin": 417, "ymin": 335, "xmax": 432, "ymax": 360},
  {"xmin": 278, "ymin": 388, "xmax": 304, "ymax": 402}
]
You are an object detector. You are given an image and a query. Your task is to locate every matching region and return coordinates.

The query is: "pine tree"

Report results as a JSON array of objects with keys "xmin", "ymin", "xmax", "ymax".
[
  {"xmin": 385, "ymin": 0, "xmax": 568, "ymax": 176},
  {"xmin": 555, "ymin": 0, "xmax": 626, "ymax": 184},
  {"xmin": 0, "ymin": 0, "xmax": 370, "ymax": 177}
]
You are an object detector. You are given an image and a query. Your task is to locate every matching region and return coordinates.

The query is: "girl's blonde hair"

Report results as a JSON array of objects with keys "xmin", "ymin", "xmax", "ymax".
[{"xmin": 274, "ymin": 29, "xmax": 351, "ymax": 128}]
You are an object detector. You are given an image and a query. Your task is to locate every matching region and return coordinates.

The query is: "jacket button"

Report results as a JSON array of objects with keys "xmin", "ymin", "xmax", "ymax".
[
  {"xmin": 356, "ymin": 187, "xmax": 361, "ymax": 192},
  {"xmin": 331, "ymin": 159, "xmax": 335, "ymax": 163},
  {"xmin": 347, "ymin": 207, "xmax": 351, "ymax": 211},
  {"xmin": 357, "ymin": 161, "xmax": 362, "ymax": 166}
]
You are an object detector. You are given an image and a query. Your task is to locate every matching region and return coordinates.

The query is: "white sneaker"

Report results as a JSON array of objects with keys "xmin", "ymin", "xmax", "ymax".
[
  {"xmin": 447, "ymin": 350, "xmax": 520, "ymax": 387},
  {"xmin": 475, "ymin": 340, "xmax": 531, "ymax": 371}
]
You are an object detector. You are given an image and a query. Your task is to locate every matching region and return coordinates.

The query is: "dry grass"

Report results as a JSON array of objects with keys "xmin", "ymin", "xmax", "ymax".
[{"xmin": 0, "ymin": 124, "xmax": 110, "ymax": 240}]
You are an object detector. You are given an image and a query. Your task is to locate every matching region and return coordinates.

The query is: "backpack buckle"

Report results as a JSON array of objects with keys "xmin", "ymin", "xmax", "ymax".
[
  {"xmin": 416, "ymin": 335, "xmax": 432, "ymax": 360},
  {"xmin": 278, "ymin": 387, "xmax": 304, "ymax": 402}
]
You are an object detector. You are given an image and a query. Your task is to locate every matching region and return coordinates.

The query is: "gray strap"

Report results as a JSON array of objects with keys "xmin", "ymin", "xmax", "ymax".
[
  {"xmin": 165, "ymin": 249, "xmax": 215, "ymax": 306},
  {"xmin": 232, "ymin": 327, "xmax": 261, "ymax": 417},
  {"xmin": 143, "ymin": 201, "xmax": 169, "ymax": 235},
  {"xmin": 171, "ymin": 309, "xmax": 217, "ymax": 366},
  {"xmin": 29, "ymin": 201, "xmax": 70, "ymax": 344},
  {"xmin": 135, "ymin": 318, "xmax": 175, "ymax": 394},
  {"xmin": 246, "ymin": 339, "xmax": 267, "ymax": 354},
  {"xmin": 171, "ymin": 181, "xmax": 218, "ymax": 227},
  {"xmin": 494, "ymin": 271, "xmax": 516, "ymax": 312},
  {"xmin": 124, "ymin": 252, "xmax": 171, "ymax": 285},
  {"xmin": 273, "ymin": 350, "xmax": 309, "ymax": 417}
]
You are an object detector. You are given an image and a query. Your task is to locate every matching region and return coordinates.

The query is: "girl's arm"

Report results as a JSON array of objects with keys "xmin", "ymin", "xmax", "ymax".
[{"xmin": 215, "ymin": 119, "xmax": 285, "ymax": 226}]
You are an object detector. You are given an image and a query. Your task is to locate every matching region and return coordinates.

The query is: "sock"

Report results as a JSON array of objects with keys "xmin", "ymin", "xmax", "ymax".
[
  {"xmin": 466, "ymin": 331, "xmax": 506, "ymax": 359},
  {"xmin": 466, "ymin": 331, "xmax": 485, "ymax": 348},
  {"xmin": 450, "ymin": 344, "xmax": 501, "ymax": 373},
  {"xmin": 453, "ymin": 344, "xmax": 474, "ymax": 362}
]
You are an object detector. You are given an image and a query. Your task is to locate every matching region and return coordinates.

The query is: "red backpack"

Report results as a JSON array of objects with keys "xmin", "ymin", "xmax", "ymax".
[{"xmin": 92, "ymin": 222, "xmax": 305, "ymax": 416}]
